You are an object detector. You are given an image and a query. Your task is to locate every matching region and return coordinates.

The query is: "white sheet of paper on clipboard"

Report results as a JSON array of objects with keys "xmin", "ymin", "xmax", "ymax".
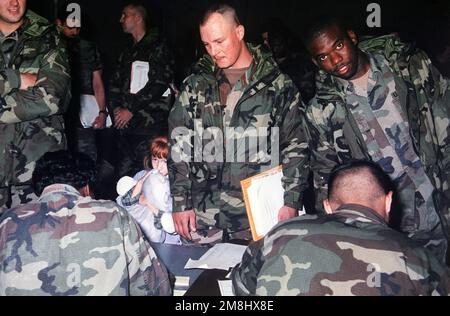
[
  {"xmin": 241, "ymin": 166, "xmax": 307, "ymax": 241},
  {"xmin": 130, "ymin": 61, "xmax": 149, "ymax": 94},
  {"xmin": 241, "ymin": 166, "xmax": 284, "ymax": 241}
]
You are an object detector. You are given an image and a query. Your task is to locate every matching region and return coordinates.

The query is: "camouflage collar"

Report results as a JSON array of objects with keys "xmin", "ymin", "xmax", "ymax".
[
  {"xmin": 194, "ymin": 43, "xmax": 279, "ymax": 86},
  {"xmin": 0, "ymin": 16, "xmax": 29, "ymax": 40},
  {"xmin": 334, "ymin": 203, "xmax": 388, "ymax": 226},
  {"xmin": 38, "ymin": 184, "xmax": 83, "ymax": 202},
  {"xmin": 23, "ymin": 10, "xmax": 54, "ymax": 38},
  {"xmin": 335, "ymin": 52, "xmax": 386, "ymax": 93}
]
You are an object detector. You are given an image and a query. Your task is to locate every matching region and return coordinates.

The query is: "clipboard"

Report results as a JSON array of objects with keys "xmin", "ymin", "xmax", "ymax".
[{"xmin": 240, "ymin": 165, "xmax": 284, "ymax": 241}]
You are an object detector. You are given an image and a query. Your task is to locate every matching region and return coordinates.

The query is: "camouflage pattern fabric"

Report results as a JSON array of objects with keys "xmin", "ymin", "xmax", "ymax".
[
  {"xmin": 306, "ymin": 35, "xmax": 450, "ymax": 244},
  {"xmin": 0, "ymin": 11, "xmax": 71, "ymax": 213},
  {"xmin": 109, "ymin": 28, "xmax": 175, "ymax": 136},
  {"xmin": 232, "ymin": 204, "xmax": 450, "ymax": 296},
  {"xmin": 0, "ymin": 184, "xmax": 171, "ymax": 296},
  {"xmin": 168, "ymin": 43, "xmax": 310, "ymax": 232}
]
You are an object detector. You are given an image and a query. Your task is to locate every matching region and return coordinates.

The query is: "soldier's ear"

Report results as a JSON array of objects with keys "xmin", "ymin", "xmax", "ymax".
[
  {"xmin": 347, "ymin": 30, "xmax": 358, "ymax": 46},
  {"xmin": 384, "ymin": 191, "xmax": 393, "ymax": 221},
  {"xmin": 79, "ymin": 184, "xmax": 93, "ymax": 198},
  {"xmin": 323, "ymin": 199, "xmax": 334, "ymax": 214},
  {"xmin": 236, "ymin": 25, "xmax": 245, "ymax": 41}
]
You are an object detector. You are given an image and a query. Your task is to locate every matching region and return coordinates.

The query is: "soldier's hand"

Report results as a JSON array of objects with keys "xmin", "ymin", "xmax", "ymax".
[
  {"xmin": 114, "ymin": 108, "xmax": 133, "ymax": 129},
  {"xmin": 277, "ymin": 205, "xmax": 298, "ymax": 222},
  {"xmin": 92, "ymin": 114, "xmax": 106, "ymax": 129},
  {"xmin": 20, "ymin": 73, "xmax": 37, "ymax": 90},
  {"xmin": 173, "ymin": 210, "xmax": 197, "ymax": 240}
]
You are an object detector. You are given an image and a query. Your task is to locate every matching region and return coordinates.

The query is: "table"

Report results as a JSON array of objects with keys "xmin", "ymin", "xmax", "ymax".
[
  {"xmin": 150, "ymin": 242, "xmax": 234, "ymax": 296},
  {"xmin": 151, "ymin": 242, "xmax": 209, "ymax": 287}
]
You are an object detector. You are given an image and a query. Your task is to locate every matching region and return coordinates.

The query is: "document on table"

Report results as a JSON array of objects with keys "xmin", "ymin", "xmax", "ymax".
[
  {"xmin": 130, "ymin": 61, "xmax": 149, "ymax": 94},
  {"xmin": 79, "ymin": 94, "xmax": 112, "ymax": 128},
  {"xmin": 184, "ymin": 243, "xmax": 247, "ymax": 270}
]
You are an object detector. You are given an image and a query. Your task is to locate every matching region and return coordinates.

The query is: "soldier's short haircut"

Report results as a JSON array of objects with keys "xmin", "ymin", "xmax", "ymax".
[
  {"xmin": 125, "ymin": 2, "xmax": 149, "ymax": 28},
  {"xmin": 302, "ymin": 15, "xmax": 349, "ymax": 47},
  {"xmin": 32, "ymin": 150, "xmax": 96, "ymax": 196},
  {"xmin": 327, "ymin": 160, "xmax": 393, "ymax": 203},
  {"xmin": 200, "ymin": 3, "xmax": 241, "ymax": 27}
]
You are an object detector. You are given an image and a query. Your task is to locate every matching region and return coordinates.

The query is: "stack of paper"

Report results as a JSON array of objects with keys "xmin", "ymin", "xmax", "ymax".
[{"xmin": 184, "ymin": 243, "xmax": 247, "ymax": 271}]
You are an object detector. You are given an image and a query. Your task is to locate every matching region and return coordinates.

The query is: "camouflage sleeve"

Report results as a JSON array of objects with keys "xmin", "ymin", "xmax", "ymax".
[
  {"xmin": 279, "ymin": 83, "xmax": 311, "ymax": 210},
  {"xmin": 0, "ymin": 69, "xmax": 21, "ymax": 95},
  {"xmin": 411, "ymin": 50, "xmax": 450, "ymax": 169},
  {"xmin": 231, "ymin": 239, "xmax": 265, "ymax": 295},
  {"xmin": 305, "ymin": 97, "xmax": 340, "ymax": 212},
  {"xmin": 108, "ymin": 52, "xmax": 125, "ymax": 110},
  {"xmin": 0, "ymin": 38, "xmax": 70, "ymax": 124},
  {"xmin": 168, "ymin": 81, "xmax": 194, "ymax": 213},
  {"xmin": 122, "ymin": 205, "xmax": 172, "ymax": 295},
  {"xmin": 427, "ymin": 251, "xmax": 450, "ymax": 295},
  {"xmin": 424, "ymin": 57, "xmax": 450, "ymax": 179},
  {"xmin": 126, "ymin": 41, "xmax": 175, "ymax": 114},
  {"xmin": 410, "ymin": 50, "xmax": 450, "ymax": 231}
]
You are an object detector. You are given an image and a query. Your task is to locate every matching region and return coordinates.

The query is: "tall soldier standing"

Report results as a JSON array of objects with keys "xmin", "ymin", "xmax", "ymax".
[{"xmin": 0, "ymin": 0, "xmax": 71, "ymax": 213}]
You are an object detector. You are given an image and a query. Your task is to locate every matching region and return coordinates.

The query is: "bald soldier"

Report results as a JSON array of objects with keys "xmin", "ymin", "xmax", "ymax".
[
  {"xmin": 168, "ymin": 3, "xmax": 309, "ymax": 243},
  {"xmin": 232, "ymin": 160, "xmax": 450, "ymax": 296}
]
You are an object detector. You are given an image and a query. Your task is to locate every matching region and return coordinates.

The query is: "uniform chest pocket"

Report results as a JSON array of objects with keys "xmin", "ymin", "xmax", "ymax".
[{"xmin": 16, "ymin": 44, "xmax": 48, "ymax": 70}]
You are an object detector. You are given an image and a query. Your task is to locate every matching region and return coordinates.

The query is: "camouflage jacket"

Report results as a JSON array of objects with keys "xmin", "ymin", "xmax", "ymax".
[
  {"xmin": 232, "ymin": 204, "xmax": 450, "ymax": 296},
  {"xmin": 168, "ymin": 43, "xmax": 310, "ymax": 232},
  {"xmin": 306, "ymin": 35, "xmax": 450, "ymax": 237},
  {"xmin": 109, "ymin": 28, "xmax": 175, "ymax": 136},
  {"xmin": 0, "ymin": 184, "xmax": 171, "ymax": 296},
  {"xmin": 0, "ymin": 11, "xmax": 71, "ymax": 189}
]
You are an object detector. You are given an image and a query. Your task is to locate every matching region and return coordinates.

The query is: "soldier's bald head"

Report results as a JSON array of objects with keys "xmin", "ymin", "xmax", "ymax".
[
  {"xmin": 326, "ymin": 160, "xmax": 393, "ymax": 219},
  {"xmin": 200, "ymin": 3, "xmax": 241, "ymax": 28}
]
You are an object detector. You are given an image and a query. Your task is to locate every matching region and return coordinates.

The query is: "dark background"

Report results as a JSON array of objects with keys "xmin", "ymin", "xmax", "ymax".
[{"xmin": 27, "ymin": 0, "xmax": 450, "ymax": 87}]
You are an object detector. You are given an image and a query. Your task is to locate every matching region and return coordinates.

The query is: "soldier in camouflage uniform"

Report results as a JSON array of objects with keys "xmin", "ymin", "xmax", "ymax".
[
  {"xmin": 109, "ymin": 3, "xmax": 175, "ymax": 179},
  {"xmin": 0, "ymin": 150, "xmax": 171, "ymax": 296},
  {"xmin": 0, "ymin": 1, "xmax": 71, "ymax": 214},
  {"xmin": 56, "ymin": 8, "xmax": 109, "ymax": 165},
  {"xmin": 232, "ymin": 161, "xmax": 450, "ymax": 296},
  {"xmin": 168, "ymin": 4, "xmax": 309, "ymax": 243},
  {"xmin": 303, "ymin": 17, "xmax": 450, "ymax": 263}
]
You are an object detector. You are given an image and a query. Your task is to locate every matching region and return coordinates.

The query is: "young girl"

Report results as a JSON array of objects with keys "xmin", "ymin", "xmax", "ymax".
[{"xmin": 116, "ymin": 136, "xmax": 181, "ymax": 244}]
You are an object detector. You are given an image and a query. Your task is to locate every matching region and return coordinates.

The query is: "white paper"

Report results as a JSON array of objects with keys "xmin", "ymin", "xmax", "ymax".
[
  {"xmin": 246, "ymin": 170, "xmax": 284, "ymax": 237},
  {"xmin": 130, "ymin": 61, "xmax": 149, "ymax": 94},
  {"xmin": 79, "ymin": 94, "xmax": 112, "ymax": 128},
  {"xmin": 218, "ymin": 280, "xmax": 234, "ymax": 296},
  {"xmin": 184, "ymin": 243, "xmax": 247, "ymax": 271}
]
